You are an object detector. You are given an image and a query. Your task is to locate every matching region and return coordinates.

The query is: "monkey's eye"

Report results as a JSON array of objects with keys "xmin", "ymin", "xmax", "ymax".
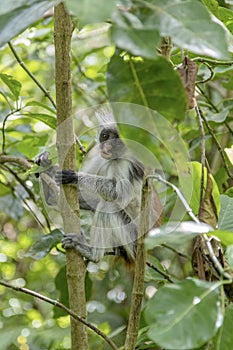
[{"xmin": 100, "ymin": 132, "xmax": 109, "ymax": 142}]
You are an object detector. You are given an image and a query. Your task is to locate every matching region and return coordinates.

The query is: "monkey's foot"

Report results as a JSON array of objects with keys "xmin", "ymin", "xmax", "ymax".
[
  {"xmin": 62, "ymin": 233, "xmax": 94, "ymax": 261},
  {"xmin": 55, "ymin": 169, "xmax": 78, "ymax": 185}
]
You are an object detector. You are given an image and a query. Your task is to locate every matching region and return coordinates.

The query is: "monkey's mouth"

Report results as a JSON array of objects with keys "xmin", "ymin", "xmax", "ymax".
[{"xmin": 101, "ymin": 150, "xmax": 112, "ymax": 159}]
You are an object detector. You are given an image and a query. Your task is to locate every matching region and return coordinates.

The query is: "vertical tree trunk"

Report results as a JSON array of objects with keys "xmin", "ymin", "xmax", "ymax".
[
  {"xmin": 124, "ymin": 181, "xmax": 149, "ymax": 350},
  {"xmin": 54, "ymin": 4, "xmax": 88, "ymax": 350}
]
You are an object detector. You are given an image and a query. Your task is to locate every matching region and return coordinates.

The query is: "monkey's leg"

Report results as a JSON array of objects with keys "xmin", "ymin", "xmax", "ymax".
[{"xmin": 62, "ymin": 232, "xmax": 100, "ymax": 262}]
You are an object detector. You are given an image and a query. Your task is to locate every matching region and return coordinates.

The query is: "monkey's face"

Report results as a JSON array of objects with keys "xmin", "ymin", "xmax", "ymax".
[{"xmin": 99, "ymin": 127, "xmax": 125, "ymax": 160}]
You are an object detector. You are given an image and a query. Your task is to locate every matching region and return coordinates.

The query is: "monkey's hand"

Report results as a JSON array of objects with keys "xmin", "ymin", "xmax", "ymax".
[
  {"xmin": 55, "ymin": 169, "xmax": 78, "ymax": 185},
  {"xmin": 62, "ymin": 232, "xmax": 95, "ymax": 261}
]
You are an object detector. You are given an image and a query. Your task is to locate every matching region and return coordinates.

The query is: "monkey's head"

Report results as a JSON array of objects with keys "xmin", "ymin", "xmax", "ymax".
[{"xmin": 98, "ymin": 126, "xmax": 126, "ymax": 160}]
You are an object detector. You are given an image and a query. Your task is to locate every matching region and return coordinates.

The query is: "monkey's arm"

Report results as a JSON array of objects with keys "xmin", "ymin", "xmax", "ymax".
[
  {"xmin": 35, "ymin": 153, "xmax": 99, "ymax": 210},
  {"xmin": 56, "ymin": 169, "xmax": 133, "ymax": 205}
]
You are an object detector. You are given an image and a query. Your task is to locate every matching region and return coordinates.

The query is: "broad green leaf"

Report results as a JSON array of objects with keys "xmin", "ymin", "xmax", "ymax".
[
  {"xmin": 65, "ymin": 0, "xmax": 117, "ymax": 26},
  {"xmin": 145, "ymin": 278, "xmax": 222, "ymax": 349},
  {"xmin": 0, "ymin": 0, "xmax": 62, "ymax": 48},
  {"xmin": 219, "ymin": 195, "xmax": 233, "ymax": 231},
  {"xmin": 25, "ymin": 229, "xmax": 63, "ymax": 260},
  {"xmin": 145, "ymin": 221, "xmax": 213, "ymax": 249},
  {"xmin": 111, "ymin": 11, "xmax": 160, "ymax": 59},
  {"xmin": 107, "ymin": 55, "xmax": 187, "ymax": 121},
  {"xmin": 136, "ymin": 0, "xmax": 230, "ymax": 59},
  {"xmin": 0, "ymin": 73, "xmax": 21, "ymax": 101}
]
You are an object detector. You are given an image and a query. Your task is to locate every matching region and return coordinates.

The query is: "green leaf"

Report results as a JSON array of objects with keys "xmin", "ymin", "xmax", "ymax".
[
  {"xmin": 182, "ymin": 162, "xmax": 220, "ymax": 217},
  {"xmin": 111, "ymin": 11, "xmax": 160, "ymax": 59},
  {"xmin": 219, "ymin": 195, "xmax": 233, "ymax": 231},
  {"xmin": 145, "ymin": 254, "xmax": 170, "ymax": 282},
  {"xmin": 25, "ymin": 101, "xmax": 56, "ymax": 114},
  {"xmin": 107, "ymin": 55, "xmax": 187, "ymax": 121},
  {"xmin": 24, "ymin": 113, "xmax": 57, "ymax": 129},
  {"xmin": 25, "ymin": 229, "xmax": 63, "ymax": 260},
  {"xmin": 217, "ymin": 304, "xmax": 233, "ymax": 350},
  {"xmin": 0, "ymin": 73, "xmax": 21, "ymax": 101},
  {"xmin": 137, "ymin": 0, "xmax": 230, "ymax": 59},
  {"xmin": 0, "ymin": 0, "xmax": 62, "ymax": 48},
  {"xmin": 145, "ymin": 278, "xmax": 222, "ymax": 349},
  {"xmin": 65, "ymin": 0, "xmax": 117, "ymax": 26},
  {"xmin": 211, "ymin": 229, "xmax": 233, "ymax": 246},
  {"xmin": 145, "ymin": 221, "xmax": 213, "ymax": 249},
  {"xmin": 206, "ymin": 108, "xmax": 229, "ymax": 123}
]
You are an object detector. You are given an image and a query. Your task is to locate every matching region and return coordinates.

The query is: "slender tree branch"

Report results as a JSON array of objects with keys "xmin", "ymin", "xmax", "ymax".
[
  {"xmin": 198, "ymin": 107, "xmax": 233, "ymax": 178},
  {"xmin": 196, "ymin": 61, "xmax": 214, "ymax": 84},
  {"xmin": 148, "ymin": 174, "xmax": 233, "ymax": 281},
  {"xmin": 0, "ymin": 280, "xmax": 119, "ymax": 350},
  {"xmin": 1, "ymin": 109, "xmax": 21, "ymax": 154},
  {"xmin": 196, "ymin": 85, "xmax": 233, "ymax": 137},
  {"xmin": 8, "ymin": 41, "xmax": 86, "ymax": 156},
  {"xmin": 195, "ymin": 104, "xmax": 206, "ymax": 207},
  {"xmin": 124, "ymin": 179, "xmax": 148, "ymax": 350},
  {"xmin": 161, "ymin": 243, "xmax": 190, "ymax": 260},
  {"xmin": 8, "ymin": 42, "xmax": 56, "ymax": 109},
  {"xmin": 0, "ymin": 155, "xmax": 32, "ymax": 169},
  {"xmin": 193, "ymin": 57, "xmax": 233, "ymax": 66},
  {"xmin": 146, "ymin": 261, "xmax": 174, "ymax": 283}
]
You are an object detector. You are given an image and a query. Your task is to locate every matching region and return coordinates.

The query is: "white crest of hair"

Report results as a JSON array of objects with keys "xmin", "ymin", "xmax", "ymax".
[{"xmin": 95, "ymin": 105, "xmax": 116, "ymax": 127}]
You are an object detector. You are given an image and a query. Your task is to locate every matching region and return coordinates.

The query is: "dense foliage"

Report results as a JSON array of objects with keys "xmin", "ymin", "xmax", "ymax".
[{"xmin": 0, "ymin": 0, "xmax": 233, "ymax": 349}]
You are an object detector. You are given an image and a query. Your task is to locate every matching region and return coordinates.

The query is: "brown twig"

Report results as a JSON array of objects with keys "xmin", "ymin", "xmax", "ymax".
[{"xmin": 0, "ymin": 280, "xmax": 119, "ymax": 350}]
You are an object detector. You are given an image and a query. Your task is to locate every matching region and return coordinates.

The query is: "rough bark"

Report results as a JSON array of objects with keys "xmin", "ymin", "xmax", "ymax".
[{"xmin": 54, "ymin": 4, "xmax": 88, "ymax": 350}]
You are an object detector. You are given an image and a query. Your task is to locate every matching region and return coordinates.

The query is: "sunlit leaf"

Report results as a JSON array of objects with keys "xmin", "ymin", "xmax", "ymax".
[
  {"xmin": 225, "ymin": 146, "xmax": 233, "ymax": 165},
  {"xmin": 211, "ymin": 229, "xmax": 233, "ymax": 246},
  {"xmin": 145, "ymin": 278, "xmax": 222, "ymax": 349}
]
